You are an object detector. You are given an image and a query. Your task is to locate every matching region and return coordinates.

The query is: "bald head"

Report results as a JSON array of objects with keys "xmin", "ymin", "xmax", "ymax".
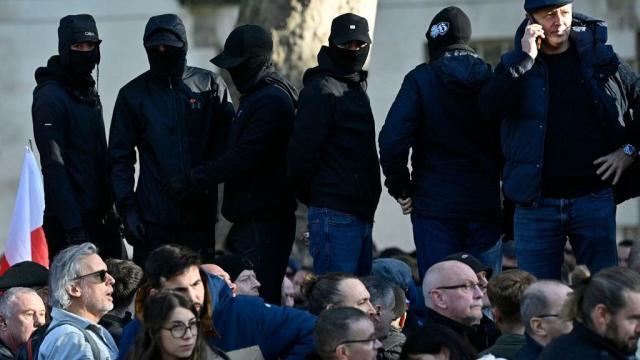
[{"xmin": 422, "ymin": 261, "xmax": 483, "ymax": 326}]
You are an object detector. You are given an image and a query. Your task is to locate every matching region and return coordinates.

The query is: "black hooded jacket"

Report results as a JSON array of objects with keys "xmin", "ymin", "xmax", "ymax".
[
  {"xmin": 109, "ymin": 14, "xmax": 234, "ymax": 225},
  {"xmin": 32, "ymin": 55, "xmax": 113, "ymax": 230},
  {"xmin": 288, "ymin": 46, "xmax": 381, "ymax": 222},
  {"xmin": 379, "ymin": 49, "xmax": 501, "ymax": 222},
  {"xmin": 190, "ymin": 69, "xmax": 298, "ymax": 222}
]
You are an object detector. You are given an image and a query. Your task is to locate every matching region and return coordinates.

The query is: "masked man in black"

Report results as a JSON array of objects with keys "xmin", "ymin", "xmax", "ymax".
[
  {"xmin": 288, "ymin": 13, "xmax": 382, "ymax": 276},
  {"xmin": 32, "ymin": 14, "xmax": 122, "ymax": 261},
  {"xmin": 163, "ymin": 24, "xmax": 298, "ymax": 304},
  {"xmin": 109, "ymin": 14, "xmax": 234, "ymax": 265}
]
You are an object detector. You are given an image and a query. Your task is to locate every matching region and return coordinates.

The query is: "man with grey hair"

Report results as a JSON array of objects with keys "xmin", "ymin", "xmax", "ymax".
[
  {"xmin": 0, "ymin": 287, "xmax": 46, "ymax": 359},
  {"xmin": 362, "ymin": 276, "xmax": 405, "ymax": 360},
  {"xmin": 516, "ymin": 280, "xmax": 572, "ymax": 360},
  {"xmin": 422, "ymin": 260, "xmax": 487, "ymax": 351},
  {"xmin": 38, "ymin": 242, "xmax": 118, "ymax": 359}
]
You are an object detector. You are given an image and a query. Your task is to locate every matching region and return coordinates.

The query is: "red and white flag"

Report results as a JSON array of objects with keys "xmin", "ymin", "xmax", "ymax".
[{"xmin": 0, "ymin": 146, "xmax": 48, "ymax": 274}]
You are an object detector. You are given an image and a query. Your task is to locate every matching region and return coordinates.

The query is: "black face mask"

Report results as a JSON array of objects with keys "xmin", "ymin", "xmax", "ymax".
[
  {"xmin": 227, "ymin": 56, "xmax": 271, "ymax": 93},
  {"xmin": 327, "ymin": 44, "xmax": 369, "ymax": 73},
  {"xmin": 146, "ymin": 46, "xmax": 186, "ymax": 77},
  {"xmin": 66, "ymin": 48, "xmax": 100, "ymax": 76}
]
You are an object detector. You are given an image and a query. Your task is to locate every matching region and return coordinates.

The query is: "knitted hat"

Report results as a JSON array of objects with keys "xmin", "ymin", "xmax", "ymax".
[{"xmin": 426, "ymin": 6, "xmax": 472, "ymax": 59}]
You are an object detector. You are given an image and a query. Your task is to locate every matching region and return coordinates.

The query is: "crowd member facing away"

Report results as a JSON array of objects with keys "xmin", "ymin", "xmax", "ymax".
[
  {"xmin": 127, "ymin": 290, "xmax": 227, "ymax": 360},
  {"xmin": 118, "ymin": 244, "xmax": 315, "ymax": 360},
  {"xmin": 379, "ymin": 5, "xmax": 502, "ymax": 279},
  {"xmin": 288, "ymin": 12, "xmax": 381, "ymax": 277},
  {"xmin": 109, "ymin": 14, "xmax": 234, "ymax": 265},
  {"xmin": 479, "ymin": 270, "xmax": 537, "ymax": 359},
  {"xmin": 399, "ymin": 323, "xmax": 478, "ymax": 360},
  {"xmin": 516, "ymin": 280, "xmax": 573, "ymax": 360},
  {"xmin": 39, "ymin": 243, "xmax": 118, "ymax": 360},
  {"xmin": 422, "ymin": 260, "xmax": 489, "ymax": 352},
  {"xmin": 32, "ymin": 14, "xmax": 122, "ymax": 262},
  {"xmin": 314, "ymin": 307, "xmax": 381, "ymax": 360},
  {"xmin": 99, "ymin": 259, "xmax": 143, "ymax": 344},
  {"xmin": 540, "ymin": 267, "xmax": 640, "ymax": 359},
  {"xmin": 0, "ymin": 288, "xmax": 46, "ymax": 359}
]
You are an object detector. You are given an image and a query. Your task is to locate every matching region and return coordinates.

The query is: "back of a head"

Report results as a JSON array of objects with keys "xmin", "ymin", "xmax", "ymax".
[
  {"xmin": 304, "ymin": 272, "xmax": 355, "ymax": 316},
  {"xmin": 520, "ymin": 280, "xmax": 571, "ymax": 335},
  {"xmin": 399, "ymin": 323, "xmax": 477, "ymax": 360},
  {"xmin": 487, "ymin": 269, "xmax": 537, "ymax": 326},
  {"xmin": 314, "ymin": 307, "xmax": 371, "ymax": 360},
  {"xmin": 372, "ymin": 258, "xmax": 412, "ymax": 290},
  {"xmin": 564, "ymin": 267, "xmax": 640, "ymax": 327},
  {"xmin": 106, "ymin": 259, "xmax": 143, "ymax": 310},
  {"xmin": 361, "ymin": 276, "xmax": 395, "ymax": 309},
  {"xmin": 49, "ymin": 242, "xmax": 97, "ymax": 309},
  {"xmin": 145, "ymin": 244, "xmax": 201, "ymax": 289}
]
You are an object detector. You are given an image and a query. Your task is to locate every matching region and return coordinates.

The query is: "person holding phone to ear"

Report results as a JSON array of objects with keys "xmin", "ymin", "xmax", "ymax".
[{"xmin": 480, "ymin": 0, "xmax": 640, "ymax": 280}]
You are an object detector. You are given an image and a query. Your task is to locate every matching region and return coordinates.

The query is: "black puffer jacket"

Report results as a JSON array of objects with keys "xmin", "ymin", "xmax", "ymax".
[
  {"xmin": 288, "ymin": 47, "xmax": 381, "ymax": 222},
  {"xmin": 32, "ymin": 56, "xmax": 113, "ymax": 230},
  {"xmin": 109, "ymin": 14, "xmax": 234, "ymax": 225}
]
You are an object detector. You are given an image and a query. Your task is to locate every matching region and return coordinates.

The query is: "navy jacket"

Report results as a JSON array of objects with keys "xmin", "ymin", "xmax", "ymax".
[
  {"xmin": 379, "ymin": 50, "xmax": 501, "ymax": 221},
  {"xmin": 539, "ymin": 322, "xmax": 632, "ymax": 360},
  {"xmin": 481, "ymin": 14, "xmax": 640, "ymax": 206},
  {"xmin": 515, "ymin": 333, "xmax": 544, "ymax": 360},
  {"xmin": 190, "ymin": 74, "xmax": 297, "ymax": 222},
  {"xmin": 109, "ymin": 15, "xmax": 234, "ymax": 225},
  {"xmin": 288, "ymin": 47, "xmax": 381, "ymax": 221},
  {"xmin": 118, "ymin": 273, "xmax": 315, "ymax": 360},
  {"xmin": 32, "ymin": 56, "xmax": 114, "ymax": 230}
]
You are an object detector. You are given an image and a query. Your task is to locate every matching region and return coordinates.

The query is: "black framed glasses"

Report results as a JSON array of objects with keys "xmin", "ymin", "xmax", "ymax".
[
  {"xmin": 73, "ymin": 269, "xmax": 108, "ymax": 283},
  {"xmin": 338, "ymin": 337, "xmax": 378, "ymax": 347},
  {"xmin": 435, "ymin": 282, "xmax": 481, "ymax": 292},
  {"xmin": 163, "ymin": 320, "xmax": 199, "ymax": 339},
  {"xmin": 536, "ymin": 314, "xmax": 560, "ymax": 319}
]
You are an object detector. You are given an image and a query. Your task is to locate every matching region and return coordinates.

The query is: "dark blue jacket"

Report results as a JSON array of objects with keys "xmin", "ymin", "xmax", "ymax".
[
  {"xmin": 190, "ymin": 74, "xmax": 298, "ymax": 222},
  {"xmin": 379, "ymin": 50, "xmax": 501, "ymax": 221},
  {"xmin": 515, "ymin": 333, "xmax": 543, "ymax": 360},
  {"xmin": 118, "ymin": 273, "xmax": 315, "ymax": 360},
  {"xmin": 288, "ymin": 47, "xmax": 381, "ymax": 222},
  {"xmin": 481, "ymin": 14, "xmax": 640, "ymax": 206}
]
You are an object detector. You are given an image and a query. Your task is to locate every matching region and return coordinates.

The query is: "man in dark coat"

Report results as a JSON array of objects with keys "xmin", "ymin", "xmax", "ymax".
[
  {"xmin": 288, "ymin": 13, "xmax": 381, "ymax": 276},
  {"xmin": 480, "ymin": 0, "xmax": 640, "ymax": 279},
  {"xmin": 32, "ymin": 14, "xmax": 122, "ymax": 261},
  {"xmin": 109, "ymin": 14, "xmax": 234, "ymax": 265},
  {"xmin": 379, "ymin": 6, "xmax": 502, "ymax": 280},
  {"xmin": 539, "ymin": 267, "xmax": 640, "ymax": 360},
  {"xmin": 164, "ymin": 25, "xmax": 297, "ymax": 304}
]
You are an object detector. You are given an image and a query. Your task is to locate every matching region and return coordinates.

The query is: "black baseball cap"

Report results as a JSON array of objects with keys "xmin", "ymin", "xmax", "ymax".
[
  {"xmin": 442, "ymin": 252, "xmax": 493, "ymax": 278},
  {"xmin": 330, "ymin": 13, "xmax": 372, "ymax": 45},
  {"xmin": 524, "ymin": 0, "xmax": 573, "ymax": 12},
  {"xmin": 145, "ymin": 30, "xmax": 184, "ymax": 48},
  {"xmin": 211, "ymin": 24, "xmax": 273, "ymax": 69}
]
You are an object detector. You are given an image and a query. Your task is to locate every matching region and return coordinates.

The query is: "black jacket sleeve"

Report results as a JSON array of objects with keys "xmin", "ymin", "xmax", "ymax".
[
  {"xmin": 190, "ymin": 93, "xmax": 293, "ymax": 190},
  {"xmin": 287, "ymin": 84, "xmax": 335, "ymax": 203},
  {"xmin": 108, "ymin": 90, "xmax": 139, "ymax": 213},
  {"xmin": 32, "ymin": 86, "xmax": 82, "ymax": 230},
  {"xmin": 379, "ymin": 72, "xmax": 420, "ymax": 199}
]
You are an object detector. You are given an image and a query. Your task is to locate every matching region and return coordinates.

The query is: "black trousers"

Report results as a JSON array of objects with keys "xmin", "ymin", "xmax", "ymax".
[
  {"xmin": 226, "ymin": 214, "xmax": 296, "ymax": 305},
  {"xmin": 132, "ymin": 221, "xmax": 216, "ymax": 267},
  {"xmin": 44, "ymin": 214, "xmax": 123, "ymax": 263}
]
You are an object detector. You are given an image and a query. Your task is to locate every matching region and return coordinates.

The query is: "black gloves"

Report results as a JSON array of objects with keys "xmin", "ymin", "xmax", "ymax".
[{"xmin": 161, "ymin": 173, "xmax": 198, "ymax": 203}]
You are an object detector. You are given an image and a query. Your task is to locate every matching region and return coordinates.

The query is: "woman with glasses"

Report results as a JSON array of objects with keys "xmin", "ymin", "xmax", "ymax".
[{"xmin": 127, "ymin": 291, "xmax": 227, "ymax": 360}]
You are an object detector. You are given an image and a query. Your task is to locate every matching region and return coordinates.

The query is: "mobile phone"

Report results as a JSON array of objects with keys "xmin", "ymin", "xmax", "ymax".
[{"xmin": 526, "ymin": 14, "xmax": 542, "ymax": 50}]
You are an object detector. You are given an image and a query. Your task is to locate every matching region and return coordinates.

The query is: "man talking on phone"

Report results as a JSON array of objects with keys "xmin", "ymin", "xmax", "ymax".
[{"xmin": 481, "ymin": 0, "xmax": 640, "ymax": 279}]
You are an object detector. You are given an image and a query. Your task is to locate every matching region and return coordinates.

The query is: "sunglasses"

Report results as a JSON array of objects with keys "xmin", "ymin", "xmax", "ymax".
[{"xmin": 73, "ymin": 269, "xmax": 108, "ymax": 283}]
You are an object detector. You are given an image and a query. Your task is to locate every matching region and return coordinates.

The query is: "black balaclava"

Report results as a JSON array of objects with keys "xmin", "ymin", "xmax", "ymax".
[
  {"xmin": 326, "ymin": 13, "xmax": 372, "ymax": 73},
  {"xmin": 327, "ymin": 42, "xmax": 369, "ymax": 73},
  {"xmin": 57, "ymin": 14, "xmax": 101, "ymax": 76},
  {"xmin": 145, "ymin": 42, "xmax": 187, "ymax": 78},
  {"xmin": 227, "ymin": 55, "xmax": 273, "ymax": 93},
  {"xmin": 426, "ymin": 6, "xmax": 473, "ymax": 60}
]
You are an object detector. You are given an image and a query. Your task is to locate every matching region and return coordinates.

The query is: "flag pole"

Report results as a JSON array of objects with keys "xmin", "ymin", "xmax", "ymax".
[{"xmin": 27, "ymin": 139, "xmax": 33, "ymax": 152}]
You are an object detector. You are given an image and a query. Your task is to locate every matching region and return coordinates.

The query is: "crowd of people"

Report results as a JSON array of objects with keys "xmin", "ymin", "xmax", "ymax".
[{"xmin": 8, "ymin": 0, "xmax": 640, "ymax": 358}]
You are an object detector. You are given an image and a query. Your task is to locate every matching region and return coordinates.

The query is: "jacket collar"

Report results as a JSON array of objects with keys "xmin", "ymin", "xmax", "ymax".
[{"xmin": 425, "ymin": 307, "xmax": 474, "ymax": 338}]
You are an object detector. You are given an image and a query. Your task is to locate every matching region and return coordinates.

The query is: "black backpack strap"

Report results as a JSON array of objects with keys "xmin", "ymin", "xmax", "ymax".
[{"xmin": 43, "ymin": 320, "xmax": 101, "ymax": 360}]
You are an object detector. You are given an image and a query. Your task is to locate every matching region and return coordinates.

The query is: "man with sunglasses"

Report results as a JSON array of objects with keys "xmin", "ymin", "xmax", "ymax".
[
  {"xmin": 39, "ymin": 242, "xmax": 118, "ymax": 359},
  {"xmin": 422, "ymin": 260, "xmax": 488, "ymax": 352},
  {"xmin": 314, "ymin": 307, "xmax": 381, "ymax": 360}
]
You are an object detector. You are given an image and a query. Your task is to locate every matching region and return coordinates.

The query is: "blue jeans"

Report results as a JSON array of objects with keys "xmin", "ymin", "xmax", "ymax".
[
  {"xmin": 308, "ymin": 207, "xmax": 373, "ymax": 276},
  {"xmin": 514, "ymin": 187, "xmax": 617, "ymax": 280},
  {"xmin": 411, "ymin": 214, "xmax": 503, "ymax": 280}
]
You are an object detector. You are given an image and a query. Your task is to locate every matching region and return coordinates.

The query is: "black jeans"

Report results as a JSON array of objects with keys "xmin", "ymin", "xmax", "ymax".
[
  {"xmin": 226, "ymin": 214, "xmax": 296, "ymax": 305},
  {"xmin": 132, "ymin": 221, "xmax": 216, "ymax": 267},
  {"xmin": 44, "ymin": 214, "xmax": 123, "ymax": 263}
]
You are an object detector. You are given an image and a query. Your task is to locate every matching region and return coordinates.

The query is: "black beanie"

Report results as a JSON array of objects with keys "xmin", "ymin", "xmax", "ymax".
[
  {"xmin": 524, "ymin": 0, "xmax": 573, "ymax": 13},
  {"xmin": 58, "ymin": 14, "xmax": 101, "ymax": 65},
  {"xmin": 212, "ymin": 255, "xmax": 254, "ymax": 282},
  {"xmin": 0, "ymin": 261, "xmax": 49, "ymax": 290},
  {"xmin": 426, "ymin": 6, "xmax": 472, "ymax": 59}
]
